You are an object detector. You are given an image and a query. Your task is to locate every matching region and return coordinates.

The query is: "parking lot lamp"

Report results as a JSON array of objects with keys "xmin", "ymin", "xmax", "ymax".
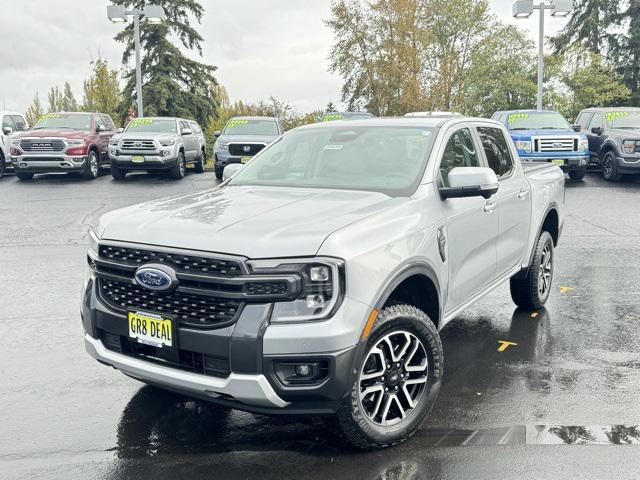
[
  {"xmin": 107, "ymin": 4, "xmax": 166, "ymax": 118},
  {"xmin": 512, "ymin": 0, "xmax": 573, "ymax": 110}
]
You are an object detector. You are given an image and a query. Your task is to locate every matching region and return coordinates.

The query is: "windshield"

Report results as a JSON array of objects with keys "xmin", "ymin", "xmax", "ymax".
[
  {"xmin": 605, "ymin": 111, "xmax": 640, "ymax": 129},
  {"xmin": 229, "ymin": 126, "xmax": 436, "ymax": 196},
  {"xmin": 125, "ymin": 118, "xmax": 177, "ymax": 134},
  {"xmin": 33, "ymin": 113, "xmax": 91, "ymax": 131},
  {"xmin": 507, "ymin": 112, "xmax": 571, "ymax": 130},
  {"xmin": 223, "ymin": 119, "xmax": 279, "ymax": 136}
]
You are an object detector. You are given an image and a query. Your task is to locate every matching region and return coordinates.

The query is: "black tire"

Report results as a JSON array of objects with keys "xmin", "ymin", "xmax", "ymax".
[
  {"xmin": 83, "ymin": 150, "xmax": 99, "ymax": 180},
  {"xmin": 194, "ymin": 149, "xmax": 206, "ymax": 174},
  {"xmin": 510, "ymin": 231, "xmax": 554, "ymax": 310},
  {"xmin": 0, "ymin": 155, "xmax": 5, "ymax": 179},
  {"xmin": 111, "ymin": 164, "xmax": 127, "ymax": 180},
  {"xmin": 335, "ymin": 304, "xmax": 443, "ymax": 450},
  {"xmin": 170, "ymin": 151, "xmax": 186, "ymax": 180},
  {"xmin": 602, "ymin": 151, "xmax": 621, "ymax": 181},
  {"xmin": 16, "ymin": 172, "xmax": 34, "ymax": 181},
  {"xmin": 568, "ymin": 168, "xmax": 586, "ymax": 181},
  {"xmin": 215, "ymin": 168, "xmax": 223, "ymax": 180}
]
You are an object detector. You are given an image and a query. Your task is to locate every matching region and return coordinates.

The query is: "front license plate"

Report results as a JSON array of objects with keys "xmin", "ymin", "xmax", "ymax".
[
  {"xmin": 552, "ymin": 159, "xmax": 565, "ymax": 166},
  {"xmin": 128, "ymin": 310, "xmax": 174, "ymax": 348},
  {"xmin": 240, "ymin": 156, "xmax": 252, "ymax": 164},
  {"xmin": 131, "ymin": 156, "xmax": 145, "ymax": 163}
]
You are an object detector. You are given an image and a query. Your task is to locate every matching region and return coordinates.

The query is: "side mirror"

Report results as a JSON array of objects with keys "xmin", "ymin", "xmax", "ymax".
[
  {"xmin": 116, "ymin": 127, "xmax": 124, "ymax": 134},
  {"xmin": 222, "ymin": 163, "xmax": 245, "ymax": 181},
  {"xmin": 591, "ymin": 127, "xmax": 602, "ymax": 135},
  {"xmin": 439, "ymin": 167, "xmax": 499, "ymax": 200},
  {"xmin": 213, "ymin": 130, "xmax": 222, "ymax": 138},
  {"xmin": 181, "ymin": 128, "xmax": 193, "ymax": 136},
  {"xmin": 571, "ymin": 124, "xmax": 581, "ymax": 132},
  {"xmin": 2, "ymin": 127, "xmax": 12, "ymax": 136}
]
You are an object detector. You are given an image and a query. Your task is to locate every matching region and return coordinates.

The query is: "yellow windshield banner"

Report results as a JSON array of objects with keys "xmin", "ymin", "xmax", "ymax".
[
  {"xmin": 605, "ymin": 111, "xmax": 630, "ymax": 122},
  {"xmin": 226, "ymin": 119, "xmax": 249, "ymax": 128},
  {"xmin": 322, "ymin": 113, "xmax": 344, "ymax": 122},
  {"xmin": 37, "ymin": 113, "xmax": 61, "ymax": 123},
  {"xmin": 129, "ymin": 119, "xmax": 154, "ymax": 127},
  {"xmin": 508, "ymin": 113, "xmax": 529, "ymax": 123}
]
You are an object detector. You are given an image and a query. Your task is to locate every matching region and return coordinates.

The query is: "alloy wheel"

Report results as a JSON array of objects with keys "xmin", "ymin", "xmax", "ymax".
[
  {"xmin": 90, "ymin": 154, "xmax": 99, "ymax": 177},
  {"xmin": 359, "ymin": 331, "xmax": 428, "ymax": 426},
  {"xmin": 603, "ymin": 155, "xmax": 613, "ymax": 179},
  {"xmin": 538, "ymin": 244, "xmax": 552, "ymax": 296}
]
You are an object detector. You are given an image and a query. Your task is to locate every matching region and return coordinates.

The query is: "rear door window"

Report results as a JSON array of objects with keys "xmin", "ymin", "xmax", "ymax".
[
  {"xmin": 477, "ymin": 126, "xmax": 515, "ymax": 178},
  {"xmin": 438, "ymin": 128, "xmax": 480, "ymax": 187}
]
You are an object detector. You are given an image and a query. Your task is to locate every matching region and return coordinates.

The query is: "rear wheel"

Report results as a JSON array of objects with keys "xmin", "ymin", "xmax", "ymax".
[
  {"xmin": 194, "ymin": 149, "xmax": 206, "ymax": 173},
  {"xmin": 568, "ymin": 168, "xmax": 586, "ymax": 181},
  {"xmin": 170, "ymin": 151, "xmax": 186, "ymax": 180},
  {"xmin": 83, "ymin": 150, "xmax": 99, "ymax": 180},
  {"xmin": 111, "ymin": 164, "xmax": 126, "ymax": 180},
  {"xmin": 510, "ymin": 231, "xmax": 554, "ymax": 309},
  {"xmin": 16, "ymin": 172, "xmax": 34, "ymax": 181},
  {"xmin": 602, "ymin": 151, "xmax": 621, "ymax": 181},
  {"xmin": 215, "ymin": 167, "xmax": 223, "ymax": 180},
  {"xmin": 0, "ymin": 155, "xmax": 5, "ymax": 178},
  {"xmin": 336, "ymin": 304, "xmax": 443, "ymax": 449}
]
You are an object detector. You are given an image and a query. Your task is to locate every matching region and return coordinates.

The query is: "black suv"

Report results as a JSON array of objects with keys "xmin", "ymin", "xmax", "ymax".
[{"xmin": 574, "ymin": 107, "xmax": 640, "ymax": 181}]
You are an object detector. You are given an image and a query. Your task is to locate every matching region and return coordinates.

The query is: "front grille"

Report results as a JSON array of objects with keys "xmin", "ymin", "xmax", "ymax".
[
  {"xmin": 121, "ymin": 139, "xmax": 156, "ymax": 151},
  {"xmin": 228, "ymin": 143, "xmax": 266, "ymax": 156},
  {"xmin": 99, "ymin": 245, "xmax": 242, "ymax": 277},
  {"xmin": 99, "ymin": 278, "xmax": 242, "ymax": 328},
  {"xmin": 20, "ymin": 139, "xmax": 66, "ymax": 152},
  {"xmin": 533, "ymin": 137, "xmax": 577, "ymax": 153},
  {"xmin": 101, "ymin": 331, "xmax": 230, "ymax": 378},
  {"xmin": 244, "ymin": 281, "xmax": 288, "ymax": 296},
  {"xmin": 21, "ymin": 157, "xmax": 67, "ymax": 162}
]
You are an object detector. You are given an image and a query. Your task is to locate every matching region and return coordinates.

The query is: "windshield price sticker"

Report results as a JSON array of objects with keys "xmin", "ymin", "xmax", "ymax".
[
  {"xmin": 129, "ymin": 119, "xmax": 154, "ymax": 128},
  {"xmin": 323, "ymin": 144, "xmax": 344, "ymax": 150},
  {"xmin": 323, "ymin": 114, "xmax": 344, "ymax": 122},
  {"xmin": 605, "ymin": 111, "xmax": 630, "ymax": 122},
  {"xmin": 37, "ymin": 113, "xmax": 62, "ymax": 123},
  {"xmin": 227, "ymin": 119, "xmax": 249, "ymax": 128},
  {"xmin": 508, "ymin": 113, "xmax": 529, "ymax": 123}
]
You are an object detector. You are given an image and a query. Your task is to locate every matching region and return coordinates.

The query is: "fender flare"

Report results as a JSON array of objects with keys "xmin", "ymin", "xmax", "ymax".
[
  {"xmin": 600, "ymin": 140, "xmax": 619, "ymax": 158},
  {"xmin": 518, "ymin": 202, "xmax": 560, "ymax": 277}
]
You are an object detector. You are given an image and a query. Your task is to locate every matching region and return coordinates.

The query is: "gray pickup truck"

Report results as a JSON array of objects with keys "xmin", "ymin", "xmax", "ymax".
[
  {"xmin": 109, "ymin": 117, "xmax": 207, "ymax": 180},
  {"xmin": 83, "ymin": 116, "xmax": 565, "ymax": 449}
]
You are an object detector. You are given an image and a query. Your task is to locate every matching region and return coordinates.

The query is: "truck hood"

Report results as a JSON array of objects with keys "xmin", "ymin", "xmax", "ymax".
[
  {"xmin": 96, "ymin": 185, "xmax": 397, "ymax": 258},
  {"xmin": 609, "ymin": 128, "xmax": 640, "ymax": 139},
  {"xmin": 217, "ymin": 134, "xmax": 279, "ymax": 145},
  {"xmin": 509, "ymin": 128, "xmax": 578, "ymax": 139},
  {"xmin": 116, "ymin": 132, "xmax": 177, "ymax": 140},
  {"xmin": 14, "ymin": 129, "xmax": 88, "ymax": 139}
]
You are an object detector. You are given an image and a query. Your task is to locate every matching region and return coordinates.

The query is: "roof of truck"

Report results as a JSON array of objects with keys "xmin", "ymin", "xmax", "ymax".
[{"xmin": 296, "ymin": 115, "xmax": 501, "ymax": 130}]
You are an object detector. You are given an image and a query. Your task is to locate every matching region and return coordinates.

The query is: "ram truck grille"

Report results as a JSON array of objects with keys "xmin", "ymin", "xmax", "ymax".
[{"xmin": 20, "ymin": 139, "xmax": 66, "ymax": 152}]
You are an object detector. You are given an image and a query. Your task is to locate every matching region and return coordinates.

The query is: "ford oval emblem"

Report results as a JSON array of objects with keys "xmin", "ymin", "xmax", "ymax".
[{"xmin": 134, "ymin": 264, "xmax": 178, "ymax": 291}]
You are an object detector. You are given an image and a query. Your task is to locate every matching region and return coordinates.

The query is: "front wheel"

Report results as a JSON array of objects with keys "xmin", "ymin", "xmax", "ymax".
[
  {"xmin": 83, "ymin": 151, "xmax": 99, "ymax": 180},
  {"xmin": 170, "ymin": 152, "xmax": 186, "ymax": 180},
  {"xmin": 336, "ymin": 304, "xmax": 443, "ymax": 449},
  {"xmin": 16, "ymin": 172, "xmax": 34, "ymax": 181},
  {"xmin": 602, "ymin": 151, "xmax": 621, "ymax": 181},
  {"xmin": 568, "ymin": 168, "xmax": 586, "ymax": 181},
  {"xmin": 194, "ymin": 149, "xmax": 206, "ymax": 173},
  {"xmin": 0, "ymin": 155, "xmax": 5, "ymax": 179},
  {"xmin": 215, "ymin": 167, "xmax": 223, "ymax": 180},
  {"xmin": 510, "ymin": 231, "xmax": 554, "ymax": 309},
  {"xmin": 111, "ymin": 164, "xmax": 126, "ymax": 180}
]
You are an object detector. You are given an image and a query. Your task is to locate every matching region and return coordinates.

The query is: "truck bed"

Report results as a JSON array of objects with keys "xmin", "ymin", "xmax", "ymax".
[{"xmin": 522, "ymin": 162, "xmax": 559, "ymax": 175}]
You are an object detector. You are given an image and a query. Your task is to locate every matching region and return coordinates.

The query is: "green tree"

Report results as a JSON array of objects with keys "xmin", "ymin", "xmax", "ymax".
[
  {"xmin": 610, "ymin": 1, "xmax": 640, "ymax": 103},
  {"xmin": 47, "ymin": 86, "xmax": 64, "ymax": 112},
  {"xmin": 326, "ymin": 100, "xmax": 338, "ymax": 112},
  {"xmin": 111, "ymin": 0, "xmax": 218, "ymax": 127},
  {"xmin": 62, "ymin": 82, "xmax": 79, "ymax": 111},
  {"xmin": 25, "ymin": 93, "xmax": 44, "ymax": 126},
  {"xmin": 83, "ymin": 58, "xmax": 122, "ymax": 123}
]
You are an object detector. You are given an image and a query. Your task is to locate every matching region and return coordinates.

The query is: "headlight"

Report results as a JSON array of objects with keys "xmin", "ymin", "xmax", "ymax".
[
  {"xmin": 10, "ymin": 138, "xmax": 21, "ymax": 147},
  {"xmin": 66, "ymin": 139, "xmax": 84, "ymax": 146},
  {"xmin": 109, "ymin": 138, "xmax": 119, "ymax": 146},
  {"xmin": 578, "ymin": 138, "xmax": 589, "ymax": 152},
  {"xmin": 247, "ymin": 257, "xmax": 344, "ymax": 323},
  {"xmin": 622, "ymin": 140, "xmax": 639, "ymax": 154},
  {"xmin": 217, "ymin": 141, "xmax": 229, "ymax": 151},
  {"xmin": 88, "ymin": 228, "xmax": 100, "ymax": 256},
  {"xmin": 160, "ymin": 138, "xmax": 176, "ymax": 146},
  {"xmin": 515, "ymin": 140, "xmax": 532, "ymax": 153}
]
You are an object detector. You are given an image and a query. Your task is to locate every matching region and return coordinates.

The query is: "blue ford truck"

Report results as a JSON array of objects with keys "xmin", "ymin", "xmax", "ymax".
[{"xmin": 491, "ymin": 110, "xmax": 589, "ymax": 181}]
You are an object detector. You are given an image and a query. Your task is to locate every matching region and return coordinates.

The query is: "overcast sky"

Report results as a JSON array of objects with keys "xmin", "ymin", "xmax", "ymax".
[{"xmin": 0, "ymin": 0, "xmax": 571, "ymax": 115}]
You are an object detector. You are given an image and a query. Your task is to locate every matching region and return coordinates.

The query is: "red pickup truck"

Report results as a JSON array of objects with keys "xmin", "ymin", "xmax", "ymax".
[{"xmin": 10, "ymin": 112, "xmax": 117, "ymax": 180}]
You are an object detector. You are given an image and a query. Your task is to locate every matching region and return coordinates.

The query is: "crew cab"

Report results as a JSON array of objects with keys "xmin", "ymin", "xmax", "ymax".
[
  {"xmin": 10, "ymin": 112, "xmax": 116, "ymax": 181},
  {"xmin": 109, "ymin": 117, "xmax": 207, "ymax": 180},
  {"xmin": 0, "ymin": 111, "xmax": 29, "ymax": 178},
  {"xmin": 492, "ymin": 109, "xmax": 589, "ymax": 181},
  {"xmin": 213, "ymin": 116, "xmax": 282, "ymax": 180},
  {"xmin": 83, "ymin": 116, "xmax": 564, "ymax": 449},
  {"xmin": 574, "ymin": 107, "xmax": 640, "ymax": 181}
]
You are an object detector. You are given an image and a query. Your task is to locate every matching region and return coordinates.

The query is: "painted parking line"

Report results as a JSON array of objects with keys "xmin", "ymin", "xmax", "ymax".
[{"xmin": 497, "ymin": 340, "xmax": 518, "ymax": 352}]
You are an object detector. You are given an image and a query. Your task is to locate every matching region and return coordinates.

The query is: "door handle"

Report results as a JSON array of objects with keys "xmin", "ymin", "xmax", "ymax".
[
  {"xmin": 517, "ymin": 189, "xmax": 529, "ymax": 199},
  {"xmin": 483, "ymin": 201, "xmax": 497, "ymax": 213}
]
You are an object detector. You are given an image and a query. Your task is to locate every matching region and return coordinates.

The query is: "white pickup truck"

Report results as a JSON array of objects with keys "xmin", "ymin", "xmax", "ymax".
[
  {"xmin": 83, "ymin": 116, "xmax": 565, "ymax": 449},
  {"xmin": 0, "ymin": 111, "xmax": 29, "ymax": 177}
]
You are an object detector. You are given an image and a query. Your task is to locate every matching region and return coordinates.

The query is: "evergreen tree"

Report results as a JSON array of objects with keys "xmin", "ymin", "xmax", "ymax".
[
  {"xmin": 25, "ymin": 93, "xmax": 44, "ymax": 126},
  {"xmin": 62, "ymin": 82, "xmax": 79, "ymax": 111},
  {"xmin": 47, "ymin": 86, "xmax": 64, "ymax": 112},
  {"xmin": 83, "ymin": 58, "xmax": 122, "ymax": 122},
  {"xmin": 611, "ymin": 1, "xmax": 640, "ymax": 103},
  {"xmin": 111, "ymin": 0, "xmax": 218, "ymax": 127},
  {"xmin": 326, "ymin": 100, "xmax": 337, "ymax": 112}
]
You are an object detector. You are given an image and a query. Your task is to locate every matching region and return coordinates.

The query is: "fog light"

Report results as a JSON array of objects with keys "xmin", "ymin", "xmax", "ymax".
[
  {"xmin": 307, "ymin": 294, "xmax": 325, "ymax": 309},
  {"xmin": 310, "ymin": 266, "xmax": 330, "ymax": 281},
  {"xmin": 295, "ymin": 364, "xmax": 312, "ymax": 377}
]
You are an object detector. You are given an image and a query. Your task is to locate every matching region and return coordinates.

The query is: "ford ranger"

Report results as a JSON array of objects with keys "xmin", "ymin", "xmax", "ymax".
[
  {"xmin": 492, "ymin": 109, "xmax": 589, "ymax": 181},
  {"xmin": 10, "ymin": 112, "xmax": 116, "ymax": 180},
  {"xmin": 1, "ymin": 111, "xmax": 29, "ymax": 178},
  {"xmin": 213, "ymin": 116, "xmax": 282, "ymax": 180},
  {"xmin": 83, "ymin": 116, "xmax": 565, "ymax": 449},
  {"xmin": 109, "ymin": 117, "xmax": 207, "ymax": 180},
  {"xmin": 575, "ymin": 107, "xmax": 640, "ymax": 181}
]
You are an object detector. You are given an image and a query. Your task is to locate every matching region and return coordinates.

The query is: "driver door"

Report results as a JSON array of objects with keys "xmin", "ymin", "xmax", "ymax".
[{"xmin": 438, "ymin": 126, "xmax": 499, "ymax": 313}]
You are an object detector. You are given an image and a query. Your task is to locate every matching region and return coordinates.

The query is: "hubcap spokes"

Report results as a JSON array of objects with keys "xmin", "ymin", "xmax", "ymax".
[
  {"xmin": 91, "ymin": 156, "xmax": 98, "ymax": 176},
  {"xmin": 538, "ymin": 244, "xmax": 552, "ymax": 295},
  {"xmin": 359, "ymin": 331, "xmax": 428, "ymax": 426}
]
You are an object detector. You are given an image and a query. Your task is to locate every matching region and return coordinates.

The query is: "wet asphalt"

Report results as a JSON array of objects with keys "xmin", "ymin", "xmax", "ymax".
[{"xmin": 1, "ymin": 169, "xmax": 640, "ymax": 479}]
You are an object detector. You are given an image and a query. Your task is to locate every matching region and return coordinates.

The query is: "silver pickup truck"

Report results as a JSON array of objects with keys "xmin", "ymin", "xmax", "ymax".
[
  {"xmin": 109, "ymin": 117, "xmax": 207, "ymax": 180},
  {"xmin": 83, "ymin": 116, "xmax": 565, "ymax": 449}
]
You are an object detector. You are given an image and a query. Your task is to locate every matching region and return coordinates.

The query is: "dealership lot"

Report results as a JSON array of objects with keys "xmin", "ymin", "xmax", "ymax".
[{"xmin": 1, "ymin": 171, "xmax": 640, "ymax": 479}]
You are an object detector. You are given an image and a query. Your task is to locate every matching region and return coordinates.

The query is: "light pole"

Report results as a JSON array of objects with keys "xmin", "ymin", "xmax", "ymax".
[
  {"xmin": 513, "ymin": 0, "xmax": 573, "ymax": 110},
  {"xmin": 107, "ymin": 4, "xmax": 166, "ymax": 118}
]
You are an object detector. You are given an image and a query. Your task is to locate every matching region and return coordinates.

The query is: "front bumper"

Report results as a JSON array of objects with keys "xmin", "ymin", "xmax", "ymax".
[
  {"xmin": 214, "ymin": 150, "xmax": 252, "ymax": 171},
  {"xmin": 110, "ymin": 151, "xmax": 178, "ymax": 171},
  {"xmin": 12, "ymin": 154, "xmax": 88, "ymax": 173},
  {"xmin": 617, "ymin": 154, "xmax": 640, "ymax": 173},
  {"xmin": 520, "ymin": 155, "xmax": 589, "ymax": 171}
]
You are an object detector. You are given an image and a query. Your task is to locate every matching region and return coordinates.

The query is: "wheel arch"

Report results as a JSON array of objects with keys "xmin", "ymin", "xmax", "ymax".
[{"xmin": 600, "ymin": 141, "xmax": 618, "ymax": 158}]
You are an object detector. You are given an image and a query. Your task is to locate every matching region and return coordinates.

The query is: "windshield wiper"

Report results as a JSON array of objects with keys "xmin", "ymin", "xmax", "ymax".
[{"xmin": 510, "ymin": 128, "xmax": 530, "ymax": 131}]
